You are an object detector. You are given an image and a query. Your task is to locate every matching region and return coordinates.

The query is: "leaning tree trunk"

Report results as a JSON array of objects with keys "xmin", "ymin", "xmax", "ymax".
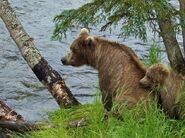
[
  {"xmin": 156, "ymin": 13, "xmax": 185, "ymax": 74},
  {"xmin": 0, "ymin": 0, "xmax": 80, "ymax": 108},
  {"xmin": 179, "ymin": 0, "xmax": 185, "ymax": 57}
]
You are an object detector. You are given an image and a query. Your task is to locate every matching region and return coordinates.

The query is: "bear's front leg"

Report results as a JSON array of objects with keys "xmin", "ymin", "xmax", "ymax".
[{"xmin": 101, "ymin": 91, "xmax": 113, "ymax": 121}]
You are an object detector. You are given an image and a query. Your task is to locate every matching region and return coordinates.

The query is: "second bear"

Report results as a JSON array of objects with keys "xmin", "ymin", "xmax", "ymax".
[{"xmin": 140, "ymin": 63, "xmax": 185, "ymax": 119}]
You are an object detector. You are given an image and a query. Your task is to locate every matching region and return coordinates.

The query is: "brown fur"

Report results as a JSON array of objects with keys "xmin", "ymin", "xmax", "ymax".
[
  {"xmin": 140, "ymin": 63, "xmax": 185, "ymax": 119},
  {"xmin": 61, "ymin": 28, "xmax": 152, "ymax": 112}
]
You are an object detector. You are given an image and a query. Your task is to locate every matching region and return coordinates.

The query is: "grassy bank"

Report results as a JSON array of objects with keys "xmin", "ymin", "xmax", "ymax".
[{"xmin": 12, "ymin": 97, "xmax": 185, "ymax": 138}]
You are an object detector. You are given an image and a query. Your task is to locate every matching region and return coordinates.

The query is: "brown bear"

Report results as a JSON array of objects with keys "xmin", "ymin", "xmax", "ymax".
[
  {"xmin": 61, "ymin": 28, "xmax": 153, "ymax": 113},
  {"xmin": 140, "ymin": 63, "xmax": 185, "ymax": 119}
]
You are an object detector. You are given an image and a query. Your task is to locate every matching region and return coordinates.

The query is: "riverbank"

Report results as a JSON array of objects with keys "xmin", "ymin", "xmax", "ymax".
[{"xmin": 12, "ymin": 98, "xmax": 185, "ymax": 138}]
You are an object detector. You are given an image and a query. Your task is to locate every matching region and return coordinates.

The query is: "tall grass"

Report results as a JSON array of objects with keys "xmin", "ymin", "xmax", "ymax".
[
  {"xmin": 145, "ymin": 40, "xmax": 162, "ymax": 67},
  {"xmin": 12, "ymin": 96, "xmax": 185, "ymax": 138}
]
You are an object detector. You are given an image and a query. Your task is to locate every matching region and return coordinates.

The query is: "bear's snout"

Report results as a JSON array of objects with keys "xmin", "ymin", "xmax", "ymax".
[
  {"xmin": 139, "ymin": 78, "xmax": 150, "ymax": 88},
  {"xmin": 61, "ymin": 57, "xmax": 67, "ymax": 65},
  {"xmin": 139, "ymin": 79, "xmax": 144, "ymax": 85},
  {"xmin": 139, "ymin": 78, "xmax": 147, "ymax": 87}
]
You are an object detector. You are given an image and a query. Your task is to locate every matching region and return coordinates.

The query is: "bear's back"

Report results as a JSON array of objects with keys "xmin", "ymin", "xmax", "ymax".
[{"xmin": 95, "ymin": 38, "xmax": 152, "ymax": 106}]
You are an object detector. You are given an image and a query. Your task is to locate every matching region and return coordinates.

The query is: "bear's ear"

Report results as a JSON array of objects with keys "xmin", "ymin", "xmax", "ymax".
[
  {"xmin": 80, "ymin": 28, "xmax": 89, "ymax": 36},
  {"xmin": 85, "ymin": 36, "xmax": 94, "ymax": 46}
]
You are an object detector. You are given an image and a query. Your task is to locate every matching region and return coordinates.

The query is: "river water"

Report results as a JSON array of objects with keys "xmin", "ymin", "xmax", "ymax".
[{"xmin": 0, "ymin": 0, "xmax": 180, "ymax": 121}]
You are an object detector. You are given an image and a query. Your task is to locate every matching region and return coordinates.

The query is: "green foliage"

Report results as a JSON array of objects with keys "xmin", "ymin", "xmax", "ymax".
[
  {"xmin": 13, "ymin": 97, "xmax": 185, "ymax": 138},
  {"xmin": 53, "ymin": 0, "xmax": 180, "ymax": 41},
  {"xmin": 145, "ymin": 40, "xmax": 162, "ymax": 67}
]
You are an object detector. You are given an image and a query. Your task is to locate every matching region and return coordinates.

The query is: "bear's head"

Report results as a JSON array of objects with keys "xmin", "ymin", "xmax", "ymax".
[
  {"xmin": 61, "ymin": 28, "xmax": 95, "ymax": 67},
  {"xmin": 139, "ymin": 64, "xmax": 170, "ymax": 88}
]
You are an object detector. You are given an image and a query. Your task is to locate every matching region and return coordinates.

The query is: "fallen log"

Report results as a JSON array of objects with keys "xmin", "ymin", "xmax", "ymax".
[
  {"xmin": 0, "ymin": 121, "xmax": 54, "ymax": 132},
  {"xmin": 0, "ymin": 100, "xmax": 25, "ymax": 122},
  {"xmin": 0, "ymin": 99, "xmax": 47, "ymax": 132}
]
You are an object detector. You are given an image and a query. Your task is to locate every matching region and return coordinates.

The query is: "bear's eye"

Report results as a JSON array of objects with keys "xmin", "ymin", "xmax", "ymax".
[
  {"xmin": 70, "ymin": 47, "xmax": 76, "ymax": 53},
  {"xmin": 72, "ymin": 48, "xmax": 79, "ymax": 53}
]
